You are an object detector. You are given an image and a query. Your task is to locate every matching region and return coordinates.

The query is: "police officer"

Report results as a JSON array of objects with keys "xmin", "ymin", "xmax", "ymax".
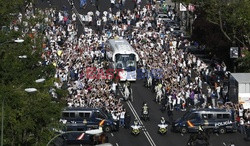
[
  {"xmin": 142, "ymin": 103, "xmax": 149, "ymax": 120},
  {"xmin": 124, "ymin": 113, "xmax": 131, "ymax": 129},
  {"xmin": 160, "ymin": 117, "xmax": 166, "ymax": 124},
  {"xmin": 142, "ymin": 103, "xmax": 149, "ymax": 114}
]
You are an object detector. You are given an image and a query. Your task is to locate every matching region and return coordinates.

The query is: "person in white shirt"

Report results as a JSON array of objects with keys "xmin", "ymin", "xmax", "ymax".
[
  {"xmin": 110, "ymin": 0, "xmax": 115, "ymax": 9},
  {"xmin": 240, "ymin": 118, "xmax": 246, "ymax": 134},
  {"xmin": 111, "ymin": 82, "xmax": 117, "ymax": 96},
  {"xmin": 239, "ymin": 106, "xmax": 244, "ymax": 118},
  {"xmin": 120, "ymin": 109, "xmax": 126, "ymax": 127}
]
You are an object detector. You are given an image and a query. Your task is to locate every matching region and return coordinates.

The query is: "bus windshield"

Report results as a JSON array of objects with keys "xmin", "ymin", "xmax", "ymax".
[{"xmin": 115, "ymin": 54, "xmax": 136, "ymax": 71}]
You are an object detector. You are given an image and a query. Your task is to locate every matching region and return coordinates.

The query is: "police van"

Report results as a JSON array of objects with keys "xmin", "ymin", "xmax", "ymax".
[
  {"xmin": 60, "ymin": 107, "xmax": 116, "ymax": 132},
  {"xmin": 172, "ymin": 108, "xmax": 237, "ymax": 134}
]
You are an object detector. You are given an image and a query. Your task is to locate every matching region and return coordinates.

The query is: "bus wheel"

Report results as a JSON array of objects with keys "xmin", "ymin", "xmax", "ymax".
[
  {"xmin": 104, "ymin": 126, "xmax": 111, "ymax": 133},
  {"xmin": 218, "ymin": 127, "xmax": 226, "ymax": 134},
  {"xmin": 180, "ymin": 127, "xmax": 188, "ymax": 134}
]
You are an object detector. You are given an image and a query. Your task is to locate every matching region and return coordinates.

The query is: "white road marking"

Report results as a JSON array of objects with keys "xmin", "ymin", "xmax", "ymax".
[
  {"xmin": 111, "ymin": 133, "xmax": 114, "ymax": 137},
  {"xmin": 116, "ymin": 143, "xmax": 119, "ymax": 146},
  {"xmin": 118, "ymin": 83, "xmax": 156, "ymax": 146}
]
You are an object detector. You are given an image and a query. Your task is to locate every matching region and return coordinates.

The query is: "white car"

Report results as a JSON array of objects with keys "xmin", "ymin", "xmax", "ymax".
[{"xmin": 156, "ymin": 14, "xmax": 171, "ymax": 22}]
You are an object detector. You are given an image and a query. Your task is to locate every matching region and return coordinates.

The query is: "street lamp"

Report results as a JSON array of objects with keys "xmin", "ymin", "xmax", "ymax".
[
  {"xmin": 0, "ymin": 38, "xmax": 24, "ymax": 46},
  {"xmin": 18, "ymin": 55, "xmax": 27, "ymax": 59},
  {"xmin": 1, "ymin": 87, "xmax": 38, "ymax": 146},
  {"xmin": 35, "ymin": 78, "xmax": 45, "ymax": 83},
  {"xmin": 14, "ymin": 38, "xmax": 24, "ymax": 43},
  {"xmin": 1, "ymin": 39, "xmax": 24, "ymax": 146},
  {"xmin": 24, "ymin": 88, "xmax": 38, "ymax": 93}
]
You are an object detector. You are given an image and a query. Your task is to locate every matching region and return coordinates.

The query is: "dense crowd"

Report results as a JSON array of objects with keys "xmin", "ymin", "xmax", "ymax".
[{"xmin": 10, "ymin": 1, "xmax": 250, "ymax": 132}]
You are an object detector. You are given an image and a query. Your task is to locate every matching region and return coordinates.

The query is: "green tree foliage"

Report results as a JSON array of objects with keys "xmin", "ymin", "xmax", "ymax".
[
  {"xmin": 0, "ymin": 8, "xmax": 64, "ymax": 146},
  {"xmin": 178, "ymin": 0, "xmax": 250, "ymax": 71},
  {"xmin": 179, "ymin": 0, "xmax": 250, "ymax": 47},
  {"xmin": 0, "ymin": 0, "xmax": 28, "ymax": 26},
  {"xmin": 237, "ymin": 50, "xmax": 250, "ymax": 72}
]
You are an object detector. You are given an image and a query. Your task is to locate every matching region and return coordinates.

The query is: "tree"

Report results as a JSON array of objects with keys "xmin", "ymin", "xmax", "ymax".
[
  {"xmin": 177, "ymin": 0, "xmax": 250, "ymax": 71},
  {"xmin": 0, "ymin": 6, "xmax": 65, "ymax": 146},
  {"xmin": 0, "ymin": 0, "xmax": 28, "ymax": 26},
  {"xmin": 237, "ymin": 49, "xmax": 250, "ymax": 72},
  {"xmin": 178, "ymin": 0, "xmax": 250, "ymax": 47}
]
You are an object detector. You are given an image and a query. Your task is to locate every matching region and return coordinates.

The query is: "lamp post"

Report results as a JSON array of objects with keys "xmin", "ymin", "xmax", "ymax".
[
  {"xmin": 0, "ymin": 38, "xmax": 24, "ymax": 46},
  {"xmin": 1, "ymin": 87, "xmax": 37, "ymax": 146},
  {"xmin": 1, "ymin": 38, "xmax": 24, "ymax": 146}
]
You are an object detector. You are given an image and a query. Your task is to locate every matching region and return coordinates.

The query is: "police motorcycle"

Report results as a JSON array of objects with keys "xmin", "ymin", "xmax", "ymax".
[
  {"xmin": 131, "ymin": 119, "xmax": 142, "ymax": 136},
  {"xmin": 141, "ymin": 103, "xmax": 149, "ymax": 121},
  {"xmin": 158, "ymin": 117, "xmax": 168, "ymax": 135}
]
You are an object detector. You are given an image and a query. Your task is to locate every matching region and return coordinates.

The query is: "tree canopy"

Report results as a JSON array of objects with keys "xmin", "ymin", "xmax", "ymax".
[
  {"xmin": 177, "ymin": 0, "xmax": 250, "ymax": 71},
  {"xmin": 0, "ymin": 2, "xmax": 65, "ymax": 145},
  {"xmin": 178, "ymin": 0, "xmax": 250, "ymax": 47}
]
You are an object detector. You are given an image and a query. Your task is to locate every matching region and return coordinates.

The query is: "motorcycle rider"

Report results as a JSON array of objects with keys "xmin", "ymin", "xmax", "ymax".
[
  {"xmin": 158, "ymin": 117, "xmax": 168, "ymax": 134},
  {"xmin": 142, "ymin": 103, "xmax": 149, "ymax": 114},
  {"xmin": 142, "ymin": 103, "xmax": 149, "ymax": 120},
  {"xmin": 134, "ymin": 119, "xmax": 139, "ymax": 126},
  {"xmin": 160, "ymin": 117, "xmax": 166, "ymax": 124}
]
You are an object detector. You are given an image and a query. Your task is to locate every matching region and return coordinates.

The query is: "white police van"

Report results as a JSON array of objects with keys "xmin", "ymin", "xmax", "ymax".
[{"xmin": 172, "ymin": 108, "xmax": 237, "ymax": 134}]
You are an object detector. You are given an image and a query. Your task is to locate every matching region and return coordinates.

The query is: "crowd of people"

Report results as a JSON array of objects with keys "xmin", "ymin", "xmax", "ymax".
[{"xmin": 11, "ymin": 0, "xmax": 250, "ymax": 134}]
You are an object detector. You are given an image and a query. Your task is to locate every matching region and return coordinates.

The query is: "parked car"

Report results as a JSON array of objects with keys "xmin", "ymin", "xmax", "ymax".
[{"xmin": 156, "ymin": 13, "xmax": 171, "ymax": 22}]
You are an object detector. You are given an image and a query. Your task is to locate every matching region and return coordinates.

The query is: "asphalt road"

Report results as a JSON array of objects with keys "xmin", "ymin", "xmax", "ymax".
[
  {"xmin": 113, "ymin": 80, "xmax": 248, "ymax": 146},
  {"xmin": 34, "ymin": 0, "xmax": 249, "ymax": 146}
]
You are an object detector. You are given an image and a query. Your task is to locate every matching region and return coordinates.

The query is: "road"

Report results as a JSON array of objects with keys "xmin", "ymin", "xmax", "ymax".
[
  {"xmin": 112, "ymin": 80, "xmax": 248, "ymax": 146},
  {"xmin": 34, "ymin": 0, "xmax": 249, "ymax": 146}
]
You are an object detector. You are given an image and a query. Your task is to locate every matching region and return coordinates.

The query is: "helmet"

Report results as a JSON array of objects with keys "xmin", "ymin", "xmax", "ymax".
[
  {"xmin": 198, "ymin": 125, "xmax": 203, "ymax": 131},
  {"xmin": 134, "ymin": 119, "xmax": 139, "ymax": 124}
]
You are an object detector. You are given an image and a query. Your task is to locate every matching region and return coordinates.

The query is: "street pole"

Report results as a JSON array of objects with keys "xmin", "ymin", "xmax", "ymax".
[{"xmin": 1, "ymin": 98, "xmax": 4, "ymax": 146}]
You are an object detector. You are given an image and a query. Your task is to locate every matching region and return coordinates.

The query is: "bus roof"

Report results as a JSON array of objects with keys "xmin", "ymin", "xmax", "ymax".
[{"xmin": 108, "ymin": 39, "xmax": 139, "ymax": 61}]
